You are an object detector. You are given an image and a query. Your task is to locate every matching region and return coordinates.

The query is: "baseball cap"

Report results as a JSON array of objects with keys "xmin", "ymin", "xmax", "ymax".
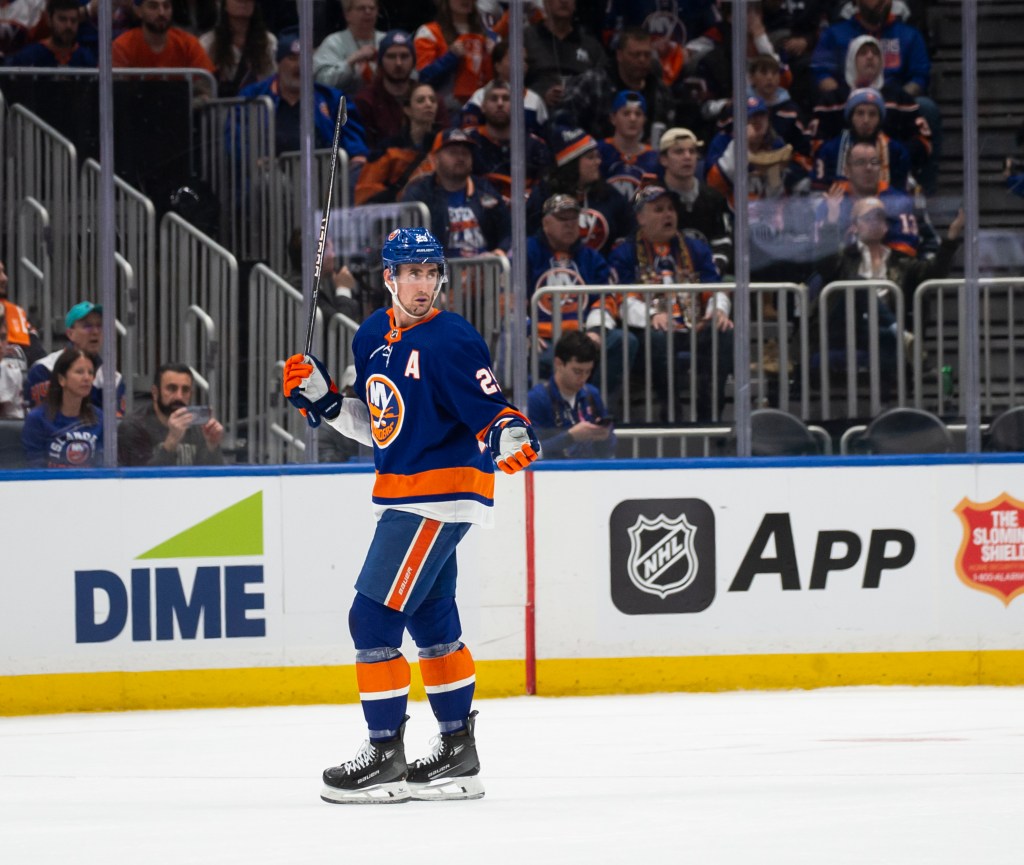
[
  {"xmin": 746, "ymin": 95, "xmax": 768, "ymax": 116},
  {"xmin": 542, "ymin": 194, "xmax": 581, "ymax": 217},
  {"xmin": 611, "ymin": 90, "xmax": 647, "ymax": 115},
  {"xmin": 276, "ymin": 26, "xmax": 300, "ymax": 62},
  {"xmin": 632, "ymin": 185, "xmax": 671, "ymax": 213},
  {"xmin": 431, "ymin": 127, "xmax": 477, "ymax": 154},
  {"xmin": 379, "ymin": 29, "xmax": 414, "ymax": 63},
  {"xmin": 65, "ymin": 301, "xmax": 102, "ymax": 329},
  {"xmin": 659, "ymin": 127, "xmax": 703, "ymax": 152}
]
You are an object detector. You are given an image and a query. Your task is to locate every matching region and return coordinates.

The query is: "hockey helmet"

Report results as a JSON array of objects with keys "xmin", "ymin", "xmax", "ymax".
[{"xmin": 381, "ymin": 227, "xmax": 448, "ymax": 284}]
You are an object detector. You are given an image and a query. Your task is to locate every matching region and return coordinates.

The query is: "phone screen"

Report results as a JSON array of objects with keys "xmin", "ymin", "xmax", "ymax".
[{"xmin": 185, "ymin": 406, "xmax": 212, "ymax": 426}]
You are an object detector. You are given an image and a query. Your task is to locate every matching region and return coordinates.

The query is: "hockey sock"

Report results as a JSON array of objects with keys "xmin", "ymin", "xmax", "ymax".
[
  {"xmin": 355, "ymin": 649, "xmax": 411, "ymax": 742},
  {"xmin": 418, "ymin": 642, "xmax": 475, "ymax": 734}
]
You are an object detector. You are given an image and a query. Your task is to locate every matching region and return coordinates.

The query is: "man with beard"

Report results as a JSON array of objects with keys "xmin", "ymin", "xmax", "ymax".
[
  {"xmin": 112, "ymin": 0, "xmax": 215, "ymax": 74},
  {"xmin": 467, "ymin": 79, "xmax": 551, "ymax": 200},
  {"xmin": 8, "ymin": 0, "xmax": 96, "ymax": 67},
  {"xmin": 118, "ymin": 363, "xmax": 225, "ymax": 466}
]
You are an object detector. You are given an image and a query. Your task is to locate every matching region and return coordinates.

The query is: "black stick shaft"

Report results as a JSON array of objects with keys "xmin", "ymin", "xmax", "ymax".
[{"xmin": 305, "ymin": 95, "xmax": 348, "ymax": 354}]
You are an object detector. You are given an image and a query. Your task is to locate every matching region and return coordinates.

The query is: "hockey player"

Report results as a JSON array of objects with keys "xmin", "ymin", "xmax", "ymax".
[{"xmin": 282, "ymin": 227, "xmax": 539, "ymax": 804}]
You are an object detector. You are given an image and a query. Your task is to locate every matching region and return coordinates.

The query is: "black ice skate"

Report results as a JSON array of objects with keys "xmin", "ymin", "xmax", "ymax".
[
  {"xmin": 407, "ymin": 710, "xmax": 485, "ymax": 801},
  {"xmin": 320, "ymin": 716, "xmax": 410, "ymax": 804}
]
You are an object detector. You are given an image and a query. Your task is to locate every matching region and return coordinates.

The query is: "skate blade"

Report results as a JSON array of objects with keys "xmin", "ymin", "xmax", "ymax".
[
  {"xmin": 409, "ymin": 775, "xmax": 485, "ymax": 801},
  {"xmin": 320, "ymin": 780, "xmax": 411, "ymax": 804}
]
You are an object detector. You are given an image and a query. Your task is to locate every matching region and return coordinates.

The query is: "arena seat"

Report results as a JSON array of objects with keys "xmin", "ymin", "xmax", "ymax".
[
  {"xmin": 861, "ymin": 407, "xmax": 953, "ymax": 455},
  {"xmin": 986, "ymin": 405, "xmax": 1024, "ymax": 452},
  {"xmin": 750, "ymin": 408, "xmax": 820, "ymax": 456}
]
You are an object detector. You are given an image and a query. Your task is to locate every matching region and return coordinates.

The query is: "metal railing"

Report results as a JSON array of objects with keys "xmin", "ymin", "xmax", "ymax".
[
  {"xmin": 913, "ymin": 277, "xmax": 1024, "ymax": 417},
  {"xmin": 274, "ymin": 148, "xmax": 350, "ymax": 275},
  {"xmin": 184, "ymin": 304, "xmax": 217, "ymax": 407},
  {"xmin": 159, "ymin": 212, "xmax": 239, "ymax": 443},
  {"xmin": 446, "ymin": 254, "xmax": 509, "ymax": 377},
  {"xmin": 14, "ymin": 196, "xmax": 51, "ymax": 349},
  {"xmin": 80, "ymin": 159, "xmax": 157, "ymax": 390}
]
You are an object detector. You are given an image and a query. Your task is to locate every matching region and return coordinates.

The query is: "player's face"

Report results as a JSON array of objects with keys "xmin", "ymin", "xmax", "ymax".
[
  {"xmin": 381, "ymin": 46, "xmax": 414, "ymax": 82},
  {"xmin": 850, "ymin": 104, "xmax": 881, "ymax": 138},
  {"xmin": 153, "ymin": 371, "xmax": 193, "ymax": 416},
  {"xmin": 660, "ymin": 140, "xmax": 698, "ymax": 180},
  {"xmin": 847, "ymin": 146, "xmax": 881, "ymax": 194},
  {"xmin": 554, "ymin": 356, "xmax": 594, "ymax": 393},
  {"xmin": 577, "ymin": 149, "xmax": 602, "ymax": 186},
  {"xmin": 59, "ymin": 355, "xmax": 96, "ymax": 401},
  {"xmin": 67, "ymin": 312, "xmax": 103, "ymax": 354},
  {"xmin": 138, "ymin": 0, "xmax": 172, "ymax": 34},
  {"xmin": 49, "ymin": 8, "xmax": 80, "ymax": 47},
  {"xmin": 637, "ymin": 197, "xmax": 677, "ymax": 241},
  {"xmin": 611, "ymin": 103, "xmax": 645, "ymax": 139},
  {"xmin": 390, "ymin": 263, "xmax": 440, "ymax": 321}
]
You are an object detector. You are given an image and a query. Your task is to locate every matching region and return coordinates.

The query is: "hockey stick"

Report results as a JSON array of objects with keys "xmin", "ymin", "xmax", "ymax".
[{"xmin": 304, "ymin": 94, "xmax": 348, "ymax": 354}]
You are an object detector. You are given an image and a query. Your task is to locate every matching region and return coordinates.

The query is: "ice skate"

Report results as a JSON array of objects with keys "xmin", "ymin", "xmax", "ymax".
[
  {"xmin": 320, "ymin": 717, "xmax": 410, "ymax": 804},
  {"xmin": 408, "ymin": 710, "xmax": 485, "ymax": 801}
]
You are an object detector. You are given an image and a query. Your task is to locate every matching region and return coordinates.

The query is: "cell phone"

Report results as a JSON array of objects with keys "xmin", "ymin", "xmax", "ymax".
[{"xmin": 184, "ymin": 406, "xmax": 212, "ymax": 426}]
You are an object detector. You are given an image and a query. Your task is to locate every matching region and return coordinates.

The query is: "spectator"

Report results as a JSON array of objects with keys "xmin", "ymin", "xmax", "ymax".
[
  {"xmin": 401, "ymin": 127, "xmax": 511, "ymax": 258},
  {"xmin": 758, "ymin": 0, "xmax": 829, "ymax": 109},
  {"xmin": 526, "ymin": 193, "xmax": 636, "ymax": 405},
  {"xmin": 467, "ymin": 79, "xmax": 552, "ymax": 201},
  {"xmin": 812, "ymin": 35, "xmax": 932, "ymax": 189},
  {"xmin": 602, "ymin": 0, "xmax": 720, "ymax": 55},
  {"xmin": 313, "ymin": 0, "xmax": 384, "ymax": 94},
  {"xmin": 287, "ymin": 229, "xmax": 366, "ymax": 322},
  {"xmin": 0, "ymin": 0, "xmax": 45, "ymax": 60},
  {"xmin": 559, "ymin": 26, "xmax": 675, "ymax": 141},
  {"xmin": 527, "ymin": 330, "xmax": 617, "ymax": 460},
  {"xmin": 414, "ymin": 0, "xmax": 495, "ymax": 114},
  {"xmin": 524, "ymin": 0, "xmax": 606, "ymax": 113},
  {"xmin": 747, "ymin": 53, "xmax": 812, "ymax": 172},
  {"xmin": 657, "ymin": 127, "xmax": 734, "ymax": 275},
  {"xmin": 354, "ymin": 81, "xmax": 441, "ymax": 205},
  {"xmin": 353, "ymin": 30, "xmax": 438, "ymax": 154},
  {"xmin": 21, "ymin": 347, "xmax": 103, "ymax": 468},
  {"xmin": 609, "ymin": 186, "xmax": 733, "ymax": 422},
  {"xmin": 118, "ymin": 362, "xmax": 225, "ymax": 466},
  {"xmin": 25, "ymin": 302, "xmax": 125, "ymax": 415},
  {"xmin": 198, "ymin": 0, "xmax": 276, "ymax": 97},
  {"xmin": 461, "ymin": 40, "xmax": 548, "ymax": 136},
  {"xmin": 527, "ymin": 126, "xmax": 635, "ymax": 258},
  {"xmin": 7, "ymin": 0, "xmax": 96, "ymax": 67},
  {"xmin": 0, "ymin": 259, "xmax": 45, "ymax": 368},
  {"xmin": 812, "ymin": 87, "xmax": 911, "ymax": 192},
  {"xmin": 597, "ymin": 90, "xmax": 661, "ymax": 201},
  {"xmin": 0, "ymin": 307, "xmax": 26, "ymax": 419},
  {"xmin": 239, "ymin": 28, "xmax": 367, "ymax": 164},
  {"xmin": 112, "ymin": 0, "xmax": 216, "ymax": 76}
]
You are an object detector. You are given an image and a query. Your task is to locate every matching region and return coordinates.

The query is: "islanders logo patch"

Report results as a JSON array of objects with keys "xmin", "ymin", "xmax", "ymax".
[{"xmin": 366, "ymin": 373, "xmax": 404, "ymax": 447}]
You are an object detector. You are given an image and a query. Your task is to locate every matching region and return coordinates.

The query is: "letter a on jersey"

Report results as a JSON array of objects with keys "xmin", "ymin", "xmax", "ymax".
[{"xmin": 366, "ymin": 374, "xmax": 405, "ymax": 447}]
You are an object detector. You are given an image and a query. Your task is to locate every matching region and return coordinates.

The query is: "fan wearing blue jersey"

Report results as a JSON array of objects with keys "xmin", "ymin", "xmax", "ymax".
[{"xmin": 283, "ymin": 227, "xmax": 538, "ymax": 805}]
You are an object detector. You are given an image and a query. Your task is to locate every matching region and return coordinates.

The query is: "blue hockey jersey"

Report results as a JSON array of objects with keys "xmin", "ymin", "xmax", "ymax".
[{"xmin": 333, "ymin": 306, "xmax": 526, "ymax": 526}]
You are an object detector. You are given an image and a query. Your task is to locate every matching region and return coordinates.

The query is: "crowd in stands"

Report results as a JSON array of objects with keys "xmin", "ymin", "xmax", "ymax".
[{"xmin": 0, "ymin": 0, "xmax": 980, "ymax": 462}]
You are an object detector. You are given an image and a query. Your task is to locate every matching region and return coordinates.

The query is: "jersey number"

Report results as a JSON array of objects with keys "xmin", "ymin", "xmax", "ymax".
[{"xmin": 476, "ymin": 368, "xmax": 500, "ymax": 395}]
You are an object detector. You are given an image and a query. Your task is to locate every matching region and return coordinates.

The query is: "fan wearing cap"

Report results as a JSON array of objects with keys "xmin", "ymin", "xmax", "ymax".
[
  {"xmin": 24, "ymin": 301, "xmax": 126, "ymax": 416},
  {"xmin": 608, "ymin": 186, "xmax": 733, "ymax": 422},
  {"xmin": 239, "ymin": 28, "xmax": 367, "ymax": 163},
  {"xmin": 811, "ymin": 86, "xmax": 911, "ymax": 193},
  {"xmin": 313, "ymin": 0, "xmax": 385, "ymax": 94},
  {"xmin": 556, "ymin": 26, "xmax": 676, "ymax": 142},
  {"xmin": 596, "ymin": 91, "xmax": 661, "ymax": 201},
  {"xmin": 526, "ymin": 194, "xmax": 637, "ymax": 407},
  {"xmin": 526, "ymin": 126, "xmax": 635, "ymax": 258},
  {"xmin": 401, "ymin": 128, "xmax": 511, "ymax": 258},
  {"xmin": 112, "ymin": 0, "xmax": 216, "ymax": 80},
  {"xmin": 466, "ymin": 79, "xmax": 552, "ymax": 201},
  {"xmin": 657, "ymin": 128, "xmax": 733, "ymax": 275}
]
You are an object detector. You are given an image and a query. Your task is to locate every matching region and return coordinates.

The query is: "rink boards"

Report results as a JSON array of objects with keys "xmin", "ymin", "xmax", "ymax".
[{"xmin": 2, "ymin": 457, "xmax": 1023, "ymax": 714}]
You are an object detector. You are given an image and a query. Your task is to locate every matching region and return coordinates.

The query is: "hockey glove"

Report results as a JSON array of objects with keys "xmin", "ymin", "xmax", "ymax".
[
  {"xmin": 282, "ymin": 353, "xmax": 342, "ymax": 428},
  {"xmin": 488, "ymin": 417, "xmax": 540, "ymax": 474}
]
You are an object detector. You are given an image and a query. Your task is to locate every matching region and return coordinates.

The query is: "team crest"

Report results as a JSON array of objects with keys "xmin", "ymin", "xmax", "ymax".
[
  {"xmin": 579, "ymin": 208, "xmax": 609, "ymax": 251},
  {"xmin": 954, "ymin": 493, "xmax": 1024, "ymax": 606},
  {"xmin": 365, "ymin": 373, "xmax": 405, "ymax": 448},
  {"xmin": 626, "ymin": 513, "xmax": 698, "ymax": 599}
]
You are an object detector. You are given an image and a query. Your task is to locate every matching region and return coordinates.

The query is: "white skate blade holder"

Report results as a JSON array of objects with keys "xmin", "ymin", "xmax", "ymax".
[
  {"xmin": 320, "ymin": 780, "xmax": 411, "ymax": 804},
  {"xmin": 409, "ymin": 775, "xmax": 485, "ymax": 801}
]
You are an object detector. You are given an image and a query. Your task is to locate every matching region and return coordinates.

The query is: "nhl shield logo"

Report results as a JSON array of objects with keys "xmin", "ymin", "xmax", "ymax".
[
  {"xmin": 610, "ymin": 499, "xmax": 715, "ymax": 615},
  {"xmin": 626, "ymin": 513, "xmax": 698, "ymax": 599}
]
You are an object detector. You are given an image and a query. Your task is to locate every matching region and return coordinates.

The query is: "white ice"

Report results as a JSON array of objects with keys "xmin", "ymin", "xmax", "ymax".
[{"xmin": 1, "ymin": 687, "xmax": 1022, "ymax": 865}]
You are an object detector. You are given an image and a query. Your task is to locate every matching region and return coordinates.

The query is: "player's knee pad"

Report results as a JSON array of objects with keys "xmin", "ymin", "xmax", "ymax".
[
  {"xmin": 406, "ymin": 595, "xmax": 462, "ymax": 649},
  {"xmin": 349, "ymin": 591, "xmax": 406, "ymax": 650}
]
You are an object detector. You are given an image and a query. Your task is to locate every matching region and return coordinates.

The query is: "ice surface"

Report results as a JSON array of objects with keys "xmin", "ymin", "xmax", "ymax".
[{"xmin": 1, "ymin": 687, "xmax": 1021, "ymax": 865}]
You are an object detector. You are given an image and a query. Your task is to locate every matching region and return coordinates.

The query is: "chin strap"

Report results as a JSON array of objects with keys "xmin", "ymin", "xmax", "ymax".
[{"xmin": 384, "ymin": 270, "xmax": 443, "ymax": 322}]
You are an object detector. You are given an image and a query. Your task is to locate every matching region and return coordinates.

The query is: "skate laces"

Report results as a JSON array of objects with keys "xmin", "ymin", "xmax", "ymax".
[
  {"xmin": 340, "ymin": 740, "xmax": 377, "ymax": 772},
  {"xmin": 412, "ymin": 735, "xmax": 445, "ymax": 768}
]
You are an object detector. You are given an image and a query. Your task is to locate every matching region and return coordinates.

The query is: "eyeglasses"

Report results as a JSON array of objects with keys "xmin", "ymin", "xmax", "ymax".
[{"xmin": 848, "ymin": 158, "xmax": 882, "ymax": 168}]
